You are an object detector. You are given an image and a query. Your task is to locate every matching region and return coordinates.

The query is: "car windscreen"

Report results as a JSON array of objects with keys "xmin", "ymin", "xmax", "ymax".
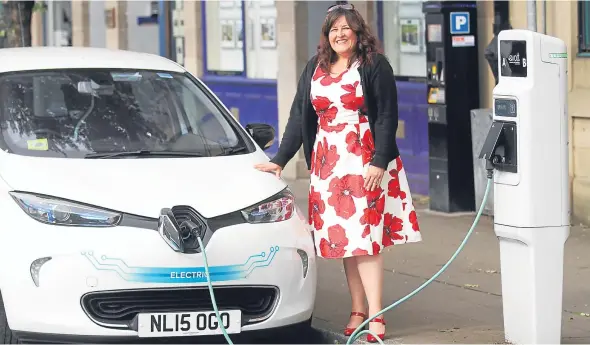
[{"xmin": 0, "ymin": 69, "xmax": 251, "ymax": 158}]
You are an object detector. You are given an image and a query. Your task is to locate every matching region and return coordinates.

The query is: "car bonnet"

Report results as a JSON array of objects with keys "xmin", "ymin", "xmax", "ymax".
[{"xmin": 0, "ymin": 152, "xmax": 287, "ymax": 219}]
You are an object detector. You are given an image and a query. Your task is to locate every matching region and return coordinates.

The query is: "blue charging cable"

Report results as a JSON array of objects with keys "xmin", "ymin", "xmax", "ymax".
[
  {"xmin": 198, "ymin": 174, "xmax": 494, "ymax": 345},
  {"xmin": 197, "ymin": 236, "xmax": 235, "ymax": 344}
]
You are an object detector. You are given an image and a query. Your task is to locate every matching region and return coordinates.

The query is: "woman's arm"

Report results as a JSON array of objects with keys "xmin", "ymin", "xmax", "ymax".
[
  {"xmin": 270, "ymin": 58, "xmax": 316, "ymax": 168},
  {"xmin": 369, "ymin": 54, "xmax": 399, "ymax": 170}
]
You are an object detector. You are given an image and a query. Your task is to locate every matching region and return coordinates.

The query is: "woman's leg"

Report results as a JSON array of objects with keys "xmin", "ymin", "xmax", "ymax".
[
  {"xmin": 343, "ymin": 256, "xmax": 366, "ymax": 328},
  {"xmin": 356, "ymin": 253, "xmax": 385, "ymax": 334}
]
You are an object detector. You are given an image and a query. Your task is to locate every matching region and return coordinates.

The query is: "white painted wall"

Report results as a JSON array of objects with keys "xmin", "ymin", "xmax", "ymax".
[
  {"xmin": 45, "ymin": 0, "xmax": 72, "ymax": 46},
  {"xmin": 88, "ymin": 0, "xmax": 159, "ymax": 54},
  {"xmin": 127, "ymin": 0, "xmax": 160, "ymax": 54},
  {"xmin": 89, "ymin": 0, "xmax": 106, "ymax": 48}
]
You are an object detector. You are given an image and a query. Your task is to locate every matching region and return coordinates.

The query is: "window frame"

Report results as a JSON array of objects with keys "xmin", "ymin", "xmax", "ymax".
[
  {"xmin": 578, "ymin": 0, "xmax": 590, "ymax": 56},
  {"xmin": 199, "ymin": 0, "xmax": 279, "ymax": 82},
  {"xmin": 376, "ymin": 0, "xmax": 429, "ymax": 80},
  {"xmin": 201, "ymin": 0, "xmax": 249, "ymax": 77}
]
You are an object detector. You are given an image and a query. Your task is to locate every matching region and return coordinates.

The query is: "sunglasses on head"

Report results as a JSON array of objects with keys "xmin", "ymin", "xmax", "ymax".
[{"xmin": 326, "ymin": 3, "xmax": 355, "ymax": 13}]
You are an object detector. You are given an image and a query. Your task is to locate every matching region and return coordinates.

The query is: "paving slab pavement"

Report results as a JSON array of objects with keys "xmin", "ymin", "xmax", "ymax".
[{"xmin": 285, "ymin": 179, "xmax": 590, "ymax": 344}]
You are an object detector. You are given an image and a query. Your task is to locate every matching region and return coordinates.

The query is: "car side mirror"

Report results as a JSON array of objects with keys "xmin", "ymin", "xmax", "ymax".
[{"xmin": 245, "ymin": 123, "xmax": 275, "ymax": 151}]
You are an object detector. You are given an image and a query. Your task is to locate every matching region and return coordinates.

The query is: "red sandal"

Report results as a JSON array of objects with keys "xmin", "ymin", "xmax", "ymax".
[
  {"xmin": 343, "ymin": 311, "xmax": 367, "ymax": 336},
  {"xmin": 366, "ymin": 317, "xmax": 386, "ymax": 343}
]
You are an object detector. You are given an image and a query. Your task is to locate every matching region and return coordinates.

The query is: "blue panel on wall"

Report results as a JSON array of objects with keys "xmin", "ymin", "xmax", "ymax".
[
  {"xmin": 201, "ymin": 76, "xmax": 279, "ymax": 157},
  {"xmin": 137, "ymin": 15, "xmax": 158, "ymax": 25},
  {"xmin": 396, "ymin": 81, "xmax": 429, "ymax": 196}
]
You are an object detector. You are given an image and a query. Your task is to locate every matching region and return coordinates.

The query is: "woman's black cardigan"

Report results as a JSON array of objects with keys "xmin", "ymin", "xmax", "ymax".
[{"xmin": 270, "ymin": 53, "xmax": 400, "ymax": 171}]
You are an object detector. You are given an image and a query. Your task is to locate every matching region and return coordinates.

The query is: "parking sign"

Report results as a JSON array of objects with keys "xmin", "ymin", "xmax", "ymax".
[{"xmin": 450, "ymin": 12, "xmax": 470, "ymax": 34}]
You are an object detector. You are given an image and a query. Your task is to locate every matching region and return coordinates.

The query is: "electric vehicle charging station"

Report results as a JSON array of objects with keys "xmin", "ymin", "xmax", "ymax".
[{"xmin": 479, "ymin": 29, "xmax": 569, "ymax": 345}]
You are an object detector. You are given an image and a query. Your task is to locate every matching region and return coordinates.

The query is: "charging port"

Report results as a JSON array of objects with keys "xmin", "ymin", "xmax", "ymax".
[{"xmin": 479, "ymin": 120, "xmax": 518, "ymax": 174}]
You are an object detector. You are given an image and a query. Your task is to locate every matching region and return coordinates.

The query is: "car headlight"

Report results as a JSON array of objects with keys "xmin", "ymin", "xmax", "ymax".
[
  {"xmin": 241, "ymin": 189, "xmax": 295, "ymax": 223},
  {"xmin": 9, "ymin": 192, "xmax": 122, "ymax": 227}
]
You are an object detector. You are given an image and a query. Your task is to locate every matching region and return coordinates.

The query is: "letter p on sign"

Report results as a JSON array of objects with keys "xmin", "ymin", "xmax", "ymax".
[{"xmin": 450, "ymin": 12, "xmax": 470, "ymax": 35}]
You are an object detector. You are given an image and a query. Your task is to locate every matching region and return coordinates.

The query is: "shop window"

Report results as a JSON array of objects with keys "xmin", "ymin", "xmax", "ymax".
[
  {"xmin": 381, "ymin": 0, "xmax": 427, "ymax": 78},
  {"xmin": 203, "ymin": 0, "xmax": 277, "ymax": 79},
  {"xmin": 244, "ymin": 1, "xmax": 278, "ymax": 79},
  {"xmin": 204, "ymin": 0, "xmax": 245, "ymax": 75},
  {"xmin": 579, "ymin": 0, "xmax": 590, "ymax": 54}
]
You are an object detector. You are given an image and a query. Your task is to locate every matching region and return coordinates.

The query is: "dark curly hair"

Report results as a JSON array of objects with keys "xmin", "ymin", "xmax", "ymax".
[{"xmin": 316, "ymin": 6, "xmax": 382, "ymax": 74}]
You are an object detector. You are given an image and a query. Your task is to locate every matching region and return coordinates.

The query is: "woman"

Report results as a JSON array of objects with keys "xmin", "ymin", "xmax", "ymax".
[{"xmin": 254, "ymin": 4, "xmax": 422, "ymax": 342}]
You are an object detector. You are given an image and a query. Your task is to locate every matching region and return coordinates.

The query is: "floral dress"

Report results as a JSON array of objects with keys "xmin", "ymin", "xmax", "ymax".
[{"xmin": 308, "ymin": 61, "xmax": 422, "ymax": 259}]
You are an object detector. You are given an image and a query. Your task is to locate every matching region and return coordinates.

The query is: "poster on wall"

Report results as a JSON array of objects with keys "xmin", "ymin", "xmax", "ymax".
[
  {"xmin": 235, "ymin": 19, "xmax": 244, "ymax": 48},
  {"xmin": 399, "ymin": 18, "xmax": 421, "ymax": 53},
  {"xmin": 260, "ymin": 17, "xmax": 276, "ymax": 48},
  {"xmin": 220, "ymin": 19, "xmax": 236, "ymax": 48}
]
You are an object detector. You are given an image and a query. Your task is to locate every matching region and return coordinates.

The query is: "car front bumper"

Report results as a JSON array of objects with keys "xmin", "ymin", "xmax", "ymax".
[
  {"xmin": 0, "ymin": 208, "xmax": 317, "ymax": 337},
  {"xmin": 10, "ymin": 318, "xmax": 314, "ymax": 344}
]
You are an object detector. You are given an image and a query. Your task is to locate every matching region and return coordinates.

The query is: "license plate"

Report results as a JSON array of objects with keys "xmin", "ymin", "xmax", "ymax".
[{"xmin": 137, "ymin": 310, "xmax": 242, "ymax": 337}]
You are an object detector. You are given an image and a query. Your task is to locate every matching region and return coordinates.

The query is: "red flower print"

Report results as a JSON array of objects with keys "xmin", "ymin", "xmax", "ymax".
[
  {"xmin": 359, "ymin": 114, "xmax": 369, "ymax": 123},
  {"xmin": 361, "ymin": 225, "xmax": 371, "ymax": 238},
  {"xmin": 310, "ymin": 149, "xmax": 315, "ymax": 173},
  {"xmin": 387, "ymin": 168, "xmax": 407, "ymax": 200},
  {"xmin": 352, "ymin": 248, "xmax": 369, "ymax": 256},
  {"xmin": 308, "ymin": 186, "xmax": 326, "ymax": 230},
  {"xmin": 320, "ymin": 69, "xmax": 348, "ymax": 86},
  {"xmin": 319, "ymin": 224, "xmax": 349, "ymax": 258},
  {"xmin": 360, "ymin": 129, "xmax": 375, "ymax": 165},
  {"xmin": 322, "ymin": 123, "xmax": 347, "ymax": 133},
  {"xmin": 372, "ymin": 241, "xmax": 381, "ymax": 255},
  {"xmin": 340, "ymin": 82, "xmax": 365, "ymax": 111},
  {"xmin": 360, "ymin": 187, "xmax": 385, "ymax": 226},
  {"xmin": 382, "ymin": 213, "xmax": 404, "ymax": 246},
  {"xmin": 312, "ymin": 96, "xmax": 338, "ymax": 125},
  {"xmin": 314, "ymin": 137, "xmax": 339, "ymax": 180},
  {"xmin": 312, "ymin": 67, "xmax": 324, "ymax": 81},
  {"xmin": 345, "ymin": 125, "xmax": 362, "ymax": 156},
  {"xmin": 409, "ymin": 211, "xmax": 420, "ymax": 231},
  {"xmin": 327, "ymin": 174, "xmax": 366, "ymax": 220}
]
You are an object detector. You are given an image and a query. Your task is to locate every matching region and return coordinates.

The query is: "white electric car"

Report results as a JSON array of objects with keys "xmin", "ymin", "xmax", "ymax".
[{"xmin": 0, "ymin": 47, "xmax": 316, "ymax": 343}]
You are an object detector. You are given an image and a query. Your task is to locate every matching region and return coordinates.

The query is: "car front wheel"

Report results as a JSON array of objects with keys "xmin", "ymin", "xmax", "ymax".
[
  {"xmin": 0, "ymin": 292, "xmax": 18, "ymax": 344},
  {"xmin": 260, "ymin": 316, "xmax": 313, "ymax": 343}
]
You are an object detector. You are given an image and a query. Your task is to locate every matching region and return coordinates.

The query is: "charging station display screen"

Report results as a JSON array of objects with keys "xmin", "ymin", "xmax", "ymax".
[
  {"xmin": 495, "ymin": 98, "xmax": 517, "ymax": 117},
  {"xmin": 500, "ymin": 40, "xmax": 527, "ymax": 78}
]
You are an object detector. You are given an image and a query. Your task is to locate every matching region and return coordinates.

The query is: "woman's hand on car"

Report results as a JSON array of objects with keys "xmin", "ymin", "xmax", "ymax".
[{"xmin": 254, "ymin": 162, "xmax": 283, "ymax": 178}]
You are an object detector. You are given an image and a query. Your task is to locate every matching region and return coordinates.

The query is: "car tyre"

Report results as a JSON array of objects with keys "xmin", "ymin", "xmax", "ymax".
[
  {"xmin": 0, "ymin": 292, "xmax": 18, "ymax": 344},
  {"xmin": 276, "ymin": 316, "xmax": 314, "ymax": 343}
]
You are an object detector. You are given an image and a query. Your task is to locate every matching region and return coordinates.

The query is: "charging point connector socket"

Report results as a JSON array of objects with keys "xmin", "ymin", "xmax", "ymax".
[{"xmin": 479, "ymin": 120, "xmax": 518, "ymax": 177}]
